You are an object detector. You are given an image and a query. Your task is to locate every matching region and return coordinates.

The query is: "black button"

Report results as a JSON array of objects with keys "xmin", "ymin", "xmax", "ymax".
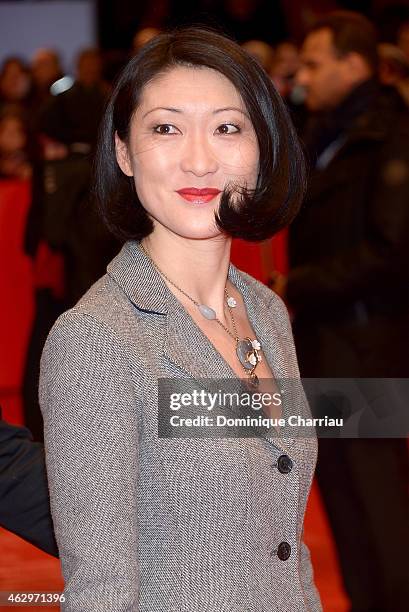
[
  {"xmin": 277, "ymin": 454, "xmax": 293, "ymax": 474},
  {"xmin": 277, "ymin": 541, "xmax": 291, "ymax": 561}
]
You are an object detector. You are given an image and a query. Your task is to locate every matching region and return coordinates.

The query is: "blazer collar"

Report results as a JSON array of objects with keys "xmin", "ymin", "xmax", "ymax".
[
  {"xmin": 107, "ymin": 240, "xmax": 297, "ymax": 453},
  {"xmin": 107, "ymin": 240, "xmax": 256, "ymax": 315},
  {"xmin": 107, "ymin": 240, "xmax": 169, "ymax": 315}
]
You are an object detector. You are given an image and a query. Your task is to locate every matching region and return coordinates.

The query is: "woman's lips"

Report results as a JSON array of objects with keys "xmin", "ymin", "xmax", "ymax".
[{"xmin": 176, "ymin": 188, "xmax": 221, "ymax": 204}]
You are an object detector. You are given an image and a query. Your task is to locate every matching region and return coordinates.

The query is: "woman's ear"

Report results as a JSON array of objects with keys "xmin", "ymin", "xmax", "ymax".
[{"xmin": 115, "ymin": 132, "xmax": 133, "ymax": 177}]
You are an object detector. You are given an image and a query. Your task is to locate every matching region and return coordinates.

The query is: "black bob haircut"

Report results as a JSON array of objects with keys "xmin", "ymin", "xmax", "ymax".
[{"xmin": 94, "ymin": 26, "xmax": 306, "ymax": 242}]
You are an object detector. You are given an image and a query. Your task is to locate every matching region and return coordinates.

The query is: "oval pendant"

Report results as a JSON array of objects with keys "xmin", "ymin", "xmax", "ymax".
[
  {"xmin": 236, "ymin": 338, "xmax": 257, "ymax": 370},
  {"xmin": 198, "ymin": 304, "xmax": 216, "ymax": 320}
]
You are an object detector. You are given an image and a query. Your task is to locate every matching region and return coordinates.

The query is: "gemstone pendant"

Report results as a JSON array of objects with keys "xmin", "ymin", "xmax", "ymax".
[
  {"xmin": 245, "ymin": 373, "xmax": 259, "ymax": 389},
  {"xmin": 227, "ymin": 296, "xmax": 237, "ymax": 308},
  {"xmin": 236, "ymin": 337, "xmax": 261, "ymax": 371},
  {"xmin": 198, "ymin": 304, "xmax": 216, "ymax": 320}
]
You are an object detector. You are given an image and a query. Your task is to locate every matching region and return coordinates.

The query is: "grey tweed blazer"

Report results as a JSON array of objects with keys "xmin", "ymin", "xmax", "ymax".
[{"xmin": 40, "ymin": 240, "xmax": 323, "ymax": 612}]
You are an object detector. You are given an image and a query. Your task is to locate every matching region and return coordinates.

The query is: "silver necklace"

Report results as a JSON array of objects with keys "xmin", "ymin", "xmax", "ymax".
[{"xmin": 140, "ymin": 242, "xmax": 262, "ymax": 388}]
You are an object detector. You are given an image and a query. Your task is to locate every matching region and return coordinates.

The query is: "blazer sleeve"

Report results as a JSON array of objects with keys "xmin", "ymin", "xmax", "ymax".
[
  {"xmin": 300, "ymin": 539, "xmax": 323, "ymax": 611},
  {"xmin": 39, "ymin": 310, "xmax": 140, "ymax": 612}
]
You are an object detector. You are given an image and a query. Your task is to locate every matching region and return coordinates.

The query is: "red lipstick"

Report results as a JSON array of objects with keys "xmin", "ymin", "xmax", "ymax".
[{"xmin": 176, "ymin": 187, "xmax": 221, "ymax": 204}]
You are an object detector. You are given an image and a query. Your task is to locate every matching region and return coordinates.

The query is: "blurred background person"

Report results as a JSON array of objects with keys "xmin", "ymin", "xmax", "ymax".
[
  {"xmin": 269, "ymin": 40, "xmax": 307, "ymax": 130},
  {"xmin": 31, "ymin": 49, "xmax": 62, "ymax": 85},
  {"xmin": 38, "ymin": 47, "xmax": 109, "ymax": 148},
  {"xmin": 0, "ymin": 107, "xmax": 32, "ymax": 180},
  {"xmin": 0, "ymin": 57, "xmax": 31, "ymax": 112},
  {"xmin": 131, "ymin": 26, "xmax": 162, "ymax": 54},
  {"xmin": 22, "ymin": 46, "xmax": 119, "ymax": 441},
  {"xmin": 378, "ymin": 42, "xmax": 409, "ymax": 106},
  {"xmin": 397, "ymin": 19, "xmax": 409, "ymax": 61},
  {"xmin": 270, "ymin": 11, "xmax": 409, "ymax": 612},
  {"xmin": 269, "ymin": 41, "xmax": 300, "ymax": 98},
  {"xmin": 0, "ymin": 407, "xmax": 58, "ymax": 557},
  {"xmin": 241, "ymin": 39, "xmax": 275, "ymax": 73},
  {"xmin": 28, "ymin": 48, "xmax": 64, "ymax": 128}
]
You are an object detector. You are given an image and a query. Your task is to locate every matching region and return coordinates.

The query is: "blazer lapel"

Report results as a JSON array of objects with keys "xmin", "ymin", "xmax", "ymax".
[
  {"xmin": 162, "ymin": 286, "xmax": 237, "ymax": 381},
  {"xmin": 108, "ymin": 241, "xmax": 299, "ymax": 454},
  {"xmin": 228, "ymin": 266, "xmax": 298, "ymax": 453},
  {"xmin": 107, "ymin": 240, "xmax": 238, "ymax": 383}
]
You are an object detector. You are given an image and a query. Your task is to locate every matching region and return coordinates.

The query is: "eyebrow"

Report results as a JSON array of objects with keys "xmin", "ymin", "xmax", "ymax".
[
  {"xmin": 142, "ymin": 107, "xmax": 182, "ymax": 118},
  {"xmin": 213, "ymin": 106, "xmax": 249, "ymax": 118},
  {"xmin": 142, "ymin": 106, "xmax": 249, "ymax": 119}
]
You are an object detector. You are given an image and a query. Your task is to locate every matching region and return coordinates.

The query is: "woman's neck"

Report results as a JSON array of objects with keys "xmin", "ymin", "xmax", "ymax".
[{"xmin": 140, "ymin": 231, "xmax": 232, "ymax": 317}]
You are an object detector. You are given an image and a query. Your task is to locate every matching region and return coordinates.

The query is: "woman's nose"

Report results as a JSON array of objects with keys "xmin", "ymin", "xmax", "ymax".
[{"xmin": 180, "ymin": 132, "xmax": 218, "ymax": 176}]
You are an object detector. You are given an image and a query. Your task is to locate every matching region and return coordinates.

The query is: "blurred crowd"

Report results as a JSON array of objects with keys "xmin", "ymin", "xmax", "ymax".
[
  {"xmin": 0, "ymin": 47, "xmax": 109, "ymax": 178},
  {"xmin": 1, "ymin": 10, "xmax": 408, "ymax": 612},
  {"xmin": 1, "ymin": 20, "xmax": 408, "ymax": 180}
]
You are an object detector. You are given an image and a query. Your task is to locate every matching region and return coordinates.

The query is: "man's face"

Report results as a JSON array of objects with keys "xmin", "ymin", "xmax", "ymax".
[{"xmin": 296, "ymin": 28, "xmax": 354, "ymax": 111}]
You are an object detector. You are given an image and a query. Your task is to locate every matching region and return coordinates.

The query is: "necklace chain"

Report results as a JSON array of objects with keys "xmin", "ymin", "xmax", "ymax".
[
  {"xmin": 140, "ymin": 242, "xmax": 239, "ymax": 339},
  {"xmin": 139, "ymin": 241, "xmax": 262, "ymax": 387}
]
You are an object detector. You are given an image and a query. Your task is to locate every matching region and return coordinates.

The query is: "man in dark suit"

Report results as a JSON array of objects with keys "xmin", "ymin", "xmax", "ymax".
[
  {"xmin": 270, "ymin": 11, "xmax": 409, "ymax": 612},
  {"xmin": 0, "ymin": 410, "xmax": 58, "ymax": 557}
]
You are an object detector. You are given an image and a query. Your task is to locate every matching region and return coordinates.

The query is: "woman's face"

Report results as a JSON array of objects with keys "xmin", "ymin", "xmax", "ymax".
[{"xmin": 115, "ymin": 65, "xmax": 259, "ymax": 240}]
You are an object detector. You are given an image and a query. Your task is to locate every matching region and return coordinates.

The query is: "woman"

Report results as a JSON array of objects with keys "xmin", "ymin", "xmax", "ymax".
[
  {"xmin": 40, "ymin": 27, "xmax": 322, "ymax": 611},
  {"xmin": 0, "ymin": 108, "xmax": 32, "ymax": 179}
]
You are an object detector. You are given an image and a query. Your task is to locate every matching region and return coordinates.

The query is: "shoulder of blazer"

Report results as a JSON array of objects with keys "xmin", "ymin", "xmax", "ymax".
[
  {"xmin": 235, "ymin": 266, "xmax": 288, "ymax": 308},
  {"xmin": 234, "ymin": 267, "xmax": 293, "ymax": 333},
  {"xmin": 42, "ymin": 274, "xmax": 147, "ymax": 363}
]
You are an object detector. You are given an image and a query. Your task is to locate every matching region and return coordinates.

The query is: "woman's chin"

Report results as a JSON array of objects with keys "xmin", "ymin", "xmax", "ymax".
[{"xmin": 150, "ymin": 218, "xmax": 224, "ymax": 242}]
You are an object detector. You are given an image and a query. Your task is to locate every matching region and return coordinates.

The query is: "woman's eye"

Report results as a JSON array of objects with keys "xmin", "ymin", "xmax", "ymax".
[
  {"xmin": 153, "ymin": 124, "xmax": 179, "ymax": 135},
  {"xmin": 216, "ymin": 123, "xmax": 240, "ymax": 135}
]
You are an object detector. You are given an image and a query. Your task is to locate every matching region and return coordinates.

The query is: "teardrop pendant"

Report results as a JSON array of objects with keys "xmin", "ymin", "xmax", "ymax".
[
  {"xmin": 248, "ymin": 372, "xmax": 259, "ymax": 388},
  {"xmin": 198, "ymin": 304, "xmax": 216, "ymax": 320}
]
